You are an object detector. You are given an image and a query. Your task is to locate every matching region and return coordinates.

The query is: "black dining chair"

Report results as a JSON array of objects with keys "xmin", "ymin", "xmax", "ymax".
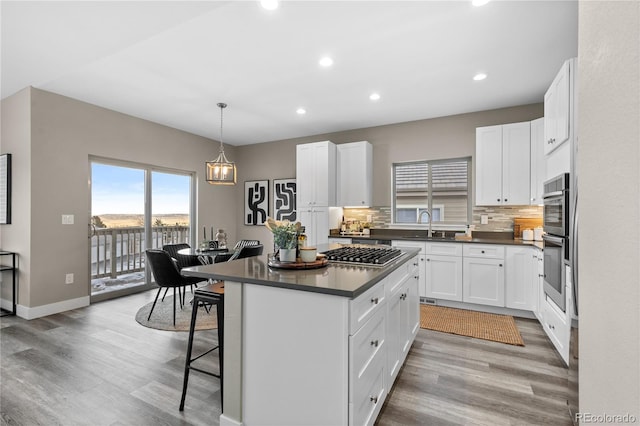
[
  {"xmin": 163, "ymin": 243, "xmax": 204, "ymax": 297},
  {"xmin": 145, "ymin": 249, "xmax": 204, "ymax": 326},
  {"xmin": 214, "ymin": 240, "xmax": 262, "ymax": 263},
  {"xmin": 226, "ymin": 244, "xmax": 264, "ymax": 261}
]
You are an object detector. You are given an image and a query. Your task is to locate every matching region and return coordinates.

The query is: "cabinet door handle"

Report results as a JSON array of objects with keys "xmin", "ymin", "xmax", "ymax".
[
  {"xmin": 548, "ymin": 323, "xmax": 555, "ymax": 330},
  {"xmin": 413, "ymin": 262, "xmax": 419, "ymax": 266},
  {"xmin": 499, "ymin": 264, "xmax": 503, "ymax": 267},
  {"xmin": 481, "ymin": 250, "xmax": 485, "ymax": 254},
  {"xmin": 426, "ymin": 258, "xmax": 430, "ymax": 261},
  {"xmin": 504, "ymin": 199, "xmax": 508, "ymax": 202},
  {"xmin": 400, "ymin": 293, "xmax": 407, "ymax": 300},
  {"xmin": 370, "ymin": 396, "xmax": 378, "ymax": 404},
  {"xmin": 414, "ymin": 275, "xmax": 419, "ymax": 280},
  {"xmin": 370, "ymin": 339, "xmax": 379, "ymax": 347},
  {"xmin": 497, "ymin": 198, "xmax": 500, "ymax": 202},
  {"xmin": 371, "ymin": 297, "xmax": 379, "ymax": 305}
]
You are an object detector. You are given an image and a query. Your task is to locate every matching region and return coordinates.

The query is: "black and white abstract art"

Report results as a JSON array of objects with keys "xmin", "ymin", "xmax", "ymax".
[
  {"xmin": 245, "ymin": 180, "xmax": 268, "ymax": 225},
  {"xmin": 273, "ymin": 178, "xmax": 296, "ymax": 222}
]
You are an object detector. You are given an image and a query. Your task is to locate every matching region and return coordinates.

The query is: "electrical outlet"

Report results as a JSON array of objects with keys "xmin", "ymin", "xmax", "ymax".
[
  {"xmin": 62, "ymin": 214, "xmax": 75, "ymax": 225},
  {"xmin": 480, "ymin": 214, "xmax": 489, "ymax": 225},
  {"xmin": 366, "ymin": 214, "xmax": 372, "ymax": 222},
  {"xmin": 65, "ymin": 273, "xmax": 74, "ymax": 284}
]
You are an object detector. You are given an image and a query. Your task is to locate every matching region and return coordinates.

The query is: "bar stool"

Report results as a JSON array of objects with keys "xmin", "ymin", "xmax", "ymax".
[{"xmin": 179, "ymin": 281, "xmax": 224, "ymax": 411}]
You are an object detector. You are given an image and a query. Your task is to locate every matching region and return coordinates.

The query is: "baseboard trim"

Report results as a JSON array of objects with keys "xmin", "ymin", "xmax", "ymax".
[
  {"xmin": 220, "ymin": 414, "xmax": 243, "ymax": 426},
  {"xmin": 16, "ymin": 296, "xmax": 90, "ymax": 320}
]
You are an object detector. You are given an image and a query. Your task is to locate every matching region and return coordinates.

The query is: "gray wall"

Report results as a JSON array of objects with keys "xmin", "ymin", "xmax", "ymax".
[
  {"xmin": 1, "ymin": 88, "xmax": 238, "ymax": 314},
  {"xmin": 234, "ymin": 103, "xmax": 543, "ymax": 245},
  {"xmin": 578, "ymin": 0, "xmax": 640, "ymax": 418}
]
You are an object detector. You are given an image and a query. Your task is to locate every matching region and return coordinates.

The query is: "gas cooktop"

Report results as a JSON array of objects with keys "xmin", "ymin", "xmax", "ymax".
[{"xmin": 321, "ymin": 246, "xmax": 404, "ymax": 267}]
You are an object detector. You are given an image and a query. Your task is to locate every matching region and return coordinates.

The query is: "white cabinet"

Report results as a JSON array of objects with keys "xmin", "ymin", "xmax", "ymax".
[
  {"xmin": 530, "ymin": 117, "xmax": 546, "ymax": 204},
  {"xmin": 505, "ymin": 246, "xmax": 536, "ymax": 311},
  {"xmin": 535, "ymin": 250, "xmax": 544, "ymax": 322},
  {"xmin": 462, "ymin": 244, "xmax": 505, "ymax": 307},
  {"xmin": 424, "ymin": 242, "xmax": 463, "ymax": 302},
  {"xmin": 299, "ymin": 206, "xmax": 329, "ymax": 246},
  {"xmin": 392, "ymin": 240, "xmax": 425, "ymax": 297},
  {"xmin": 385, "ymin": 258, "xmax": 419, "ymax": 386},
  {"xmin": 337, "ymin": 141, "xmax": 372, "ymax": 207},
  {"xmin": 544, "ymin": 59, "xmax": 571, "ymax": 155},
  {"xmin": 296, "ymin": 141, "xmax": 336, "ymax": 207},
  {"xmin": 475, "ymin": 122, "xmax": 531, "ymax": 205}
]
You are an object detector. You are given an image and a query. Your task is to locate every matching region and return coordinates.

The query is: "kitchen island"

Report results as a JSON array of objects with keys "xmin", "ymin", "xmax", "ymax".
[{"xmin": 182, "ymin": 245, "xmax": 420, "ymax": 426}]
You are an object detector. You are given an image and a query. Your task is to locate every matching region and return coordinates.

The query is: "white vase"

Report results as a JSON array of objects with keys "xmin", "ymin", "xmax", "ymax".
[{"xmin": 279, "ymin": 248, "xmax": 297, "ymax": 263}]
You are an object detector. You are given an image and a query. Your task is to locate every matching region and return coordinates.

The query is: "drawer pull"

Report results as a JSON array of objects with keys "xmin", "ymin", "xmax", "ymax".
[
  {"xmin": 481, "ymin": 250, "xmax": 485, "ymax": 254},
  {"xmin": 413, "ymin": 262, "xmax": 419, "ymax": 266},
  {"xmin": 371, "ymin": 297, "xmax": 379, "ymax": 305},
  {"xmin": 499, "ymin": 264, "xmax": 503, "ymax": 267},
  {"xmin": 370, "ymin": 339, "xmax": 379, "ymax": 347},
  {"xmin": 400, "ymin": 293, "xmax": 407, "ymax": 300},
  {"xmin": 370, "ymin": 396, "xmax": 378, "ymax": 404},
  {"xmin": 414, "ymin": 275, "xmax": 419, "ymax": 280},
  {"xmin": 548, "ymin": 323, "xmax": 555, "ymax": 330}
]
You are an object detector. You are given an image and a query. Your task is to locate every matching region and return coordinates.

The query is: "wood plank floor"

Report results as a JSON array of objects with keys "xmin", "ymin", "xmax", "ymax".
[{"xmin": 1, "ymin": 291, "xmax": 571, "ymax": 425}]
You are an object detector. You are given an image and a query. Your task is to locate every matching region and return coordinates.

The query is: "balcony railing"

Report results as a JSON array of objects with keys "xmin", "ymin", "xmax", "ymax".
[{"xmin": 91, "ymin": 226, "xmax": 190, "ymax": 279}]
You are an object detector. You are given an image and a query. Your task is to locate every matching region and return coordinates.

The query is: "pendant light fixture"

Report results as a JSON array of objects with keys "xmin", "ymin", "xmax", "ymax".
[{"xmin": 206, "ymin": 102, "xmax": 237, "ymax": 185}]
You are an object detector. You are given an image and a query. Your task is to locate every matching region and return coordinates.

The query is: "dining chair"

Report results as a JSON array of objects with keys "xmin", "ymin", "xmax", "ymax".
[
  {"xmin": 145, "ymin": 249, "xmax": 204, "ymax": 326},
  {"xmin": 163, "ymin": 243, "xmax": 203, "ymax": 298}
]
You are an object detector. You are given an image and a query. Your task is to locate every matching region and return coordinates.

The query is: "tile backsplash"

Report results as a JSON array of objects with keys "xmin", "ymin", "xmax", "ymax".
[{"xmin": 342, "ymin": 205, "xmax": 543, "ymax": 233}]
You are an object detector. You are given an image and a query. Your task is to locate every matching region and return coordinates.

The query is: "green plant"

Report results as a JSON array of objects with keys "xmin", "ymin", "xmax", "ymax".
[{"xmin": 266, "ymin": 217, "xmax": 299, "ymax": 249}]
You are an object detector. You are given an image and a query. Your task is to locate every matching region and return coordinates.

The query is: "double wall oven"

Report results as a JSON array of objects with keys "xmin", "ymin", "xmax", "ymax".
[{"xmin": 542, "ymin": 173, "xmax": 570, "ymax": 312}]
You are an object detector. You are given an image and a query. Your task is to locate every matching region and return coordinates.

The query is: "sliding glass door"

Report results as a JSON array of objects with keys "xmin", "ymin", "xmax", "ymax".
[{"xmin": 89, "ymin": 158, "xmax": 195, "ymax": 302}]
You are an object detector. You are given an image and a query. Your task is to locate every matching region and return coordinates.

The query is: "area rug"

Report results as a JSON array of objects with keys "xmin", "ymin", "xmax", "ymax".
[
  {"xmin": 420, "ymin": 304, "xmax": 524, "ymax": 346},
  {"xmin": 135, "ymin": 295, "xmax": 217, "ymax": 332}
]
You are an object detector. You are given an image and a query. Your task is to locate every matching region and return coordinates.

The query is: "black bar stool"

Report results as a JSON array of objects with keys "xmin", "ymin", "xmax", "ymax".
[{"xmin": 179, "ymin": 281, "xmax": 224, "ymax": 411}]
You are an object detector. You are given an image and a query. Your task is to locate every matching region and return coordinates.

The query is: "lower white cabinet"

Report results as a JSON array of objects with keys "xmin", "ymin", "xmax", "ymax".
[
  {"xmin": 349, "ymin": 254, "xmax": 419, "ymax": 426},
  {"xmin": 462, "ymin": 244, "xmax": 505, "ymax": 307},
  {"xmin": 425, "ymin": 254, "xmax": 463, "ymax": 301},
  {"xmin": 505, "ymin": 246, "xmax": 536, "ymax": 311}
]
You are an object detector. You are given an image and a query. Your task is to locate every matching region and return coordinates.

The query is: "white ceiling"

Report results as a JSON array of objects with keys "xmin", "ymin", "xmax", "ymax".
[{"xmin": 1, "ymin": 1, "xmax": 578, "ymax": 146}]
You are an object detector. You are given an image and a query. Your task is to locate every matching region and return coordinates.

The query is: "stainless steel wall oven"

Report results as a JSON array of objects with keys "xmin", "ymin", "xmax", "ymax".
[{"xmin": 542, "ymin": 173, "xmax": 570, "ymax": 312}]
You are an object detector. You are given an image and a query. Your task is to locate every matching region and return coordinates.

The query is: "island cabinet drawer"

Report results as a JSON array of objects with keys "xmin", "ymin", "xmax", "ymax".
[
  {"xmin": 463, "ymin": 244, "xmax": 505, "ymax": 259},
  {"xmin": 425, "ymin": 242, "xmax": 463, "ymax": 256},
  {"xmin": 350, "ymin": 279, "xmax": 386, "ymax": 334},
  {"xmin": 349, "ymin": 339, "xmax": 386, "ymax": 426},
  {"xmin": 349, "ymin": 307, "xmax": 386, "ymax": 387}
]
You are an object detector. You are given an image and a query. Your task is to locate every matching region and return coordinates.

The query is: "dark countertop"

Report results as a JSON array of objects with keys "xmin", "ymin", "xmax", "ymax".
[
  {"xmin": 182, "ymin": 244, "xmax": 421, "ymax": 299},
  {"xmin": 329, "ymin": 232, "xmax": 544, "ymax": 250}
]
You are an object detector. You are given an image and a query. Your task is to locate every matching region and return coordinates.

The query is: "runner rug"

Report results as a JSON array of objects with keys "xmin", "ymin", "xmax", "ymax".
[{"xmin": 420, "ymin": 304, "xmax": 524, "ymax": 346}]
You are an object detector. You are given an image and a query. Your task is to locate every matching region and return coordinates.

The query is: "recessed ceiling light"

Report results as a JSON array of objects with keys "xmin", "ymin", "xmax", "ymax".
[
  {"xmin": 319, "ymin": 57, "xmax": 334, "ymax": 67},
  {"xmin": 473, "ymin": 73, "xmax": 487, "ymax": 81},
  {"xmin": 472, "ymin": 0, "xmax": 490, "ymax": 6},
  {"xmin": 296, "ymin": 108, "xmax": 307, "ymax": 115},
  {"xmin": 260, "ymin": 0, "xmax": 279, "ymax": 10},
  {"xmin": 369, "ymin": 93, "xmax": 381, "ymax": 101}
]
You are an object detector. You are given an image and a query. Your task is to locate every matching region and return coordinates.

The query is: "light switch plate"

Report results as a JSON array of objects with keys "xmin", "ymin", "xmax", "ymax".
[
  {"xmin": 65, "ymin": 273, "xmax": 74, "ymax": 284},
  {"xmin": 62, "ymin": 214, "xmax": 75, "ymax": 225},
  {"xmin": 481, "ymin": 214, "xmax": 489, "ymax": 225}
]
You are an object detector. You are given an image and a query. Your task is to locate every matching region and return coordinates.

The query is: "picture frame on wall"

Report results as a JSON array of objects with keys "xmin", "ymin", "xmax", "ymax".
[
  {"xmin": 245, "ymin": 180, "xmax": 269, "ymax": 226},
  {"xmin": 0, "ymin": 154, "xmax": 11, "ymax": 225},
  {"xmin": 273, "ymin": 178, "xmax": 296, "ymax": 222}
]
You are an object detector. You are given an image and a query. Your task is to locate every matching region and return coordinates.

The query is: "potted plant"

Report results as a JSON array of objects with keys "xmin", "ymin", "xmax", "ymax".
[{"xmin": 265, "ymin": 217, "xmax": 300, "ymax": 262}]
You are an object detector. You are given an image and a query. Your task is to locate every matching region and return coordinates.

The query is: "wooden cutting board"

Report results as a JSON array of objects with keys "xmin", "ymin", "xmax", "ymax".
[{"xmin": 513, "ymin": 218, "xmax": 543, "ymax": 239}]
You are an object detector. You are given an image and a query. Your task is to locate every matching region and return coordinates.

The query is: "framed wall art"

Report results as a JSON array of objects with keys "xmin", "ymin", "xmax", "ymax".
[
  {"xmin": 0, "ymin": 154, "xmax": 11, "ymax": 225},
  {"xmin": 245, "ymin": 180, "xmax": 268, "ymax": 226},
  {"xmin": 273, "ymin": 178, "xmax": 296, "ymax": 222}
]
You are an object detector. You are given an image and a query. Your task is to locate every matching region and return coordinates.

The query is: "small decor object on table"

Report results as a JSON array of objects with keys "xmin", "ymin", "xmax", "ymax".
[
  {"xmin": 216, "ymin": 228, "xmax": 227, "ymax": 248},
  {"xmin": 265, "ymin": 217, "xmax": 300, "ymax": 262}
]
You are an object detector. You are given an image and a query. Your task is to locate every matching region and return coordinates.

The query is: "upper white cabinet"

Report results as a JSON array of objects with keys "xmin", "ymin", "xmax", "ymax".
[
  {"xmin": 337, "ymin": 141, "xmax": 372, "ymax": 207},
  {"xmin": 544, "ymin": 59, "xmax": 571, "ymax": 155},
  {"xmin": 530, "ymin": 117, "xmax": 546, "ymax": 204},
  {"xmin": 296, "ymin": 141, "xmax": 336, "ymax": 207},
  {"xmin": 475, "ymin": 121, "xmax": 531, "ymax": 206}
]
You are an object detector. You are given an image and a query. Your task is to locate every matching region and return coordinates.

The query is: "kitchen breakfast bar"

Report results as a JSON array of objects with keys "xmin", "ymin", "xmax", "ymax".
[{"xmin": 182, "ymin": 244, "xmax": 421, "ymax": 426}]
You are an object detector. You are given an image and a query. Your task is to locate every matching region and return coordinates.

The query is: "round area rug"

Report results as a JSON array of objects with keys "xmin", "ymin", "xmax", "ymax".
[{"xmin": 135, "ymin": 295, "xmax": 218, "ymax": 332}]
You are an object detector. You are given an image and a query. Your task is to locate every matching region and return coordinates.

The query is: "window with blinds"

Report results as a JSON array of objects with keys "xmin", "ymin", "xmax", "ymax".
[{"xmin": 392, "ymin": 157, "xmax": 471, "ymax": 226}]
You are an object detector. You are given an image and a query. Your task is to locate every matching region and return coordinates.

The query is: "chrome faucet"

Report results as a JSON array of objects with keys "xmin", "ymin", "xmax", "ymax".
[{"xmin": 418, "ymin": 210, "xmax": 433, "ymax": 238}]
